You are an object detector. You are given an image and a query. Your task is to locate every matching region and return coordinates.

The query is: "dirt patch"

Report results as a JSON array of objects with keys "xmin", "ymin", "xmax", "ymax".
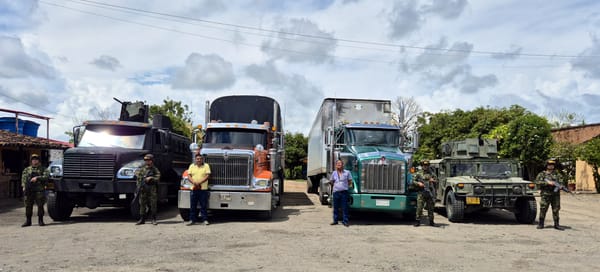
[{"xmin": 1, "ymin": 181, "xmax": 599, "ymax": 272}]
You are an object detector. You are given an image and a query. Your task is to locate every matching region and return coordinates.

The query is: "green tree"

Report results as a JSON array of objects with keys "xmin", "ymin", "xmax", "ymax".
[
  {"xmin": 416, "ymin": 105, "xmax": 527, "ymax": 159},
  {"xmin": 550, "ymin": 141, "xmax": 578, "ymax": 184},
  {"xmin": 284, "ymin": 132, "xmax": 308, "ymax": 180},
  {"xmin": 576, "ymin": 137, "xmax": 600, "ymax": 193},
  {"xmin": 149, "ymin": 98, "xmax": 193, "ymax": 137},
  {"xmin": 504, "ymin": 113, "xmax": 553, "ymax": 180}
]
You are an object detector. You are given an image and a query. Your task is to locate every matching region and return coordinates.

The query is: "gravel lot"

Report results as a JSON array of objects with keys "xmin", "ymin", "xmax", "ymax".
[{"xmin": 1, "ymin": 181, "xmax": 599, "ymax": 272}]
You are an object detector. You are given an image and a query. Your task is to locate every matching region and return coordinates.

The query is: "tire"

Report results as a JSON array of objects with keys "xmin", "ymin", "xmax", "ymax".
[
  {"xmin": 515, "ymin": 198, "xmax": 537, "ymax": 224},
  {"xmin": 307, "ymin": 177, "xmax": 318, "ymax": 194},
  {"xmin": 179, "ymin": 208, "xmax": 190, "ymax": 221},
  {"xmin": 262, "ymin": 209, "xmax": 273, "ymax": 220},
  {"xmin": 318, "ymin": 185, "xmax": 329, "ymax": 205},
  {"xmin": 47, "ymin": 192, "xmax": 73, "ymax": 221},
  {"xmin": 445, "ymin": 191, "xmax": 464, "ymax": 222}
]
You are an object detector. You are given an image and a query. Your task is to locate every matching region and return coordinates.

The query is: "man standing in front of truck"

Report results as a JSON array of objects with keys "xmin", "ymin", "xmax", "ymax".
[
  {"xmin": 21, "ymin": 154, "xmax": 50, "ymax": 227},
  {"xmin": 330, "ymin": 159, "xmax": 352, "ymax": 227},
  {"xmin": 187, "ymin": 153, "xmax": 211, "ymax": 226},
  {"xmin": 135, "ymin": 154, "xmax": 161, "ymax": 225},
  {"xmin": 412, "ymin": 160, "xmax": 436, "ymax": 227}
]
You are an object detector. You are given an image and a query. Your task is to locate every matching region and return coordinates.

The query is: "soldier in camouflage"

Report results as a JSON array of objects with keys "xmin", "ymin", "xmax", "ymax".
[
  {"xmin": 535, "ymin": 159, "xmax": 565, "ymax": 230},
  {"xmin": 135, "ymin": 154, "xmax": 161, "ymax": 225},
  {"xmin": 21, "ymin": 154, "xmax": 50, "ymax": 227},
  {"xmin": 412, "ymin": 160, "xmax": 436, "ymax": 227}
]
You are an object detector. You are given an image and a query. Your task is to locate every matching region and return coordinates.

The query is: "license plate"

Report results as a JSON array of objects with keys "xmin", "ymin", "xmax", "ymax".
[
  {"xmin": 220, "ymin": 193, "xmax": 231, "ymax": 201},
  {"xmin": 375, "ymin": 199, "xmax": 390, "ymax": 206},
  {"xmin": 466, "ymin": 196, "xmax": 480, "ymax": 205}
]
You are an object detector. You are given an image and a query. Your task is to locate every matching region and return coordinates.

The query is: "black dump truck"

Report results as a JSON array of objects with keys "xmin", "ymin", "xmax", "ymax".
[{"xmin": 48, "ymin": 99, "xmax": 191, "ymax": 220}]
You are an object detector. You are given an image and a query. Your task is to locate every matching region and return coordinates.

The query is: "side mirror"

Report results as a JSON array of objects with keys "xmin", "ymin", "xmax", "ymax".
[{"xmin": 73, "ymin": 125, "xmax": 83, "ymax": 146}]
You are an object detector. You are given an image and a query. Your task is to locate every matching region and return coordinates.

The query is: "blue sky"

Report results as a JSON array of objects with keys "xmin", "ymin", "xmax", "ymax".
[{"xmin": 1, "ymin": 0, "xmax": 600, "ymax": 141}]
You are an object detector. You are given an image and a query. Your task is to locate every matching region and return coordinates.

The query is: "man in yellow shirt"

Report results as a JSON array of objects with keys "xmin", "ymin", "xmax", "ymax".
[{"xmin": 187, "ymin": 153, "xmax": 211, "ymax": 225}]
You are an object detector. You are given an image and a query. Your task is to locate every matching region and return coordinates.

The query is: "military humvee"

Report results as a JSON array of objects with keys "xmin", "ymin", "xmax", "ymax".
[{"xmin": 429, "ymin": 138, "xmax": 537, "ymax": 223}]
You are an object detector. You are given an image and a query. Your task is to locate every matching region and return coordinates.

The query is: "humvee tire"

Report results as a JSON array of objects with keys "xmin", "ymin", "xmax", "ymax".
[
  {"xmin": 446, "ymin": 192, "xmax": 464, "ymax": 222},
  {"xmin": 515, "ymin": 198, "xmax": 537, "ymax": 224}
]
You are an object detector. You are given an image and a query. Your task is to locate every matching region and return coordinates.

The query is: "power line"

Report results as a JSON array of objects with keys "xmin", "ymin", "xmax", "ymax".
[
  {"xmin": 65, "ymin": 0, "xmax": 599, "ymax": 59},
  {"xmin": 40, "ymin": 0, "xmax": 396, "ymax": 64}
]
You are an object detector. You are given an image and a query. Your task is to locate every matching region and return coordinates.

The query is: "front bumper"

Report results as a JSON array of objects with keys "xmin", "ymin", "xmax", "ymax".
[
  {"xmin": 178, "ymin": 190, "xmax": 272, "ymax": 211},
  {"xmin": 349, "ymin": 193, "xmax": 416, "ymax": 212}
]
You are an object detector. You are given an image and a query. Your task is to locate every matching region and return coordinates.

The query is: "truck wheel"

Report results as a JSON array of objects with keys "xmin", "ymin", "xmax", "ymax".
[
  {"xmin": 179, "ymin": 208, "xmax": 190, "ymax": 221},
  {"xmin": 445, "ymin": 192, "xmax": 464, "ymax": 222},
  {"xmin": 515, "ymin": 198, "xmax": 537, "ymax": 224},
  {"xmin": 307, "ymin": 177, "xmax": 318, "ymax": 194},
  {"xmin": 47, "ymin": 192, "xmax": 73, "ymax": 221},
  {"xmin": 318, "ymin": 186, "xmax": 329, "ymax": 205}
]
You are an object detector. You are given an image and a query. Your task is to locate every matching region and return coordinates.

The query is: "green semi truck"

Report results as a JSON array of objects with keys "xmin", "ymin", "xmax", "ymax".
[{"xmin": 306, "ymin": 98, "xmax": 417, "ymax": 216}]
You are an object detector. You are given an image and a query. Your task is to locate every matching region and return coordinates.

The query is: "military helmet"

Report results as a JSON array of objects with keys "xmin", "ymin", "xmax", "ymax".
[
  {"xmin": 546, "ymin": 159, "xmax": 556, "ymax": 165},
  {"xmin": 30, "ymin": 154, "xmax": 40, "ymax": 160},
  {"xmin": 421, "ymin": 160, "xmax": 430, "ymax": 166},
  {"xmin": 143, "ymin": 154, "xmax": 154, "ymax": 160}
]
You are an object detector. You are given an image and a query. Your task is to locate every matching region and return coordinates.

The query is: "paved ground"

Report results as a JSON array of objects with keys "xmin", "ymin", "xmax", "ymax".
[{"xmin": 1, "ymin": 181, "xmax": 599, "ymax": 272}]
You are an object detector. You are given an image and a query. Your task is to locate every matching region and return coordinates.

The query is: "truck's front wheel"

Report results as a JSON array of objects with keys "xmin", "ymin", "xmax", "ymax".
[
  {"xmin": 445, "ymin": 192, "xmax": 464, "ymax": 222},
  {"xmin": 47, "ymin": 192, "xmax": 73, "ymax": 221},
  {"xmin": 514, "ymin": 198, "xmax": 537, "ymax": 224}
]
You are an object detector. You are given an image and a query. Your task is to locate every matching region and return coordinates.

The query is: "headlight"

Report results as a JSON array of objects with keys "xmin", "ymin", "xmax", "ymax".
[
  {"xmin": 116, "ymin": 160, "xmax": 144, "ymax": 179},
  {"xmin": 50, "ymin": 166, "xmax": 62, "ymax": 177},
  {"xmin": 512, "ymin": 186, "xmax": 523, "ymax": 195},
  {"xmin": 180, "ymin": 170, "xmax": 192, "ymax": 189},
  {"xmin": 473, "ymin": 186, "xmax": 484, "ymax": 195},
  {"xmin": 252, "ymin": 178, "xmax": 270, "ymax": 189}
]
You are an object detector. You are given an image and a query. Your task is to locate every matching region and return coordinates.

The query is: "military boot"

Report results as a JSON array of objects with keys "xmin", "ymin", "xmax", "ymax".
[
  {"xmin": 151, "ymin": 216, "xmax": 157, "ymax": 225},
  {"xmin": 21, "ymin": 217, "xmax": 32, "ymax": 227},
  {"xmin": 135, "ymin": 217, "xmax": 145, "ymax": 225},
  {"xmin": 413, "ymin": 219, "xmax": 420, "ymax": 227},
  {"xmin": 536, "ymin": 219, "xmax": 544, "ymax": 229},
  {"xmin": 38, "ymin": 216, "xmax": 45, "ymax": 227},
  {"xmin": 429, "ymin": 218, "xmax": 435, "ymax": 227},
  {"xmin": 553, "ymin": 220, "xmax": 564, "ymax": 231}
]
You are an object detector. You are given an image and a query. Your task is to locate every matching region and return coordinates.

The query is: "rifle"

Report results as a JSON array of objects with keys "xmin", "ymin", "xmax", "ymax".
[
  {"xmin": 134, "ymin": 168, "xmax": 156, "ymax": 196},
  {"xmin": 24, "ymin": 170, "xmax": 41, "ymax": 196},
  {"xmin": 544, "ymin": 178, "xmax": 573, "ymax": 194}
]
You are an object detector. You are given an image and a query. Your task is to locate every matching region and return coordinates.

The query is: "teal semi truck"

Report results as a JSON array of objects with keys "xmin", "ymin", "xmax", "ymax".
[{"xmin": 306, "ymin": 98, "xmax": 417, "ymax": 215}]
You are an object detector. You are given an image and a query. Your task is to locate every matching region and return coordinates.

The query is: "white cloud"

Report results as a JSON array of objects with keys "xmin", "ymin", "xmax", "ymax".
[
  {"xmin": 421, "ymin": 0, "xmax": 468, "ymax": 20},
  {"xmin": 171, "ymin": 53, "xmax": 236, "ymax": 90},
  {"xmin": 91, "ymin": 55, "xmax": 122, "ymax": 71},
  {"xmin": 261, "ymin": 18, "xmax": 337, "ymax": 64},
  {"xmin": 0, "ymin": 0, "xmax": 599, "ymax": 141},
  {"xmin": 571, "ymin": 35, "xmax": 600, "ymax": 79},
  {"xmin": 0, "ymin": 36, "xmax": 56, "ymax": 78},
  {"xmin": 0, "ymin": 0, "xmax": 42, "ymax": 31},
  {"xmin": 387, "ymin": 0, "xmax": 422, "ymax": 39}
]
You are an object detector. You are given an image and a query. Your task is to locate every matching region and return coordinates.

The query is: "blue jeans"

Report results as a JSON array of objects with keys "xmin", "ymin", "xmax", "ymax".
[
  {"xmin": 190, "ymin": 190, "xmax": 209, "ymax": 222},
  {"xmin": 332, "ymin": 190, "xmax": 349, "ymax": 224}
]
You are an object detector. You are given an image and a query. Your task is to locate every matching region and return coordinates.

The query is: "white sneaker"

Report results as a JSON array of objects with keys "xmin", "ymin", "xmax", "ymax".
[{"xmin": 203, "ymin": 220, "xmax": 210, "ymax": 225}]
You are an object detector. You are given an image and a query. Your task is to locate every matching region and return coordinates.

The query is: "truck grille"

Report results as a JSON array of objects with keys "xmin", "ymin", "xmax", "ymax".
[
  {"xmin": 63, "ymin": 153, "xmax": 115, "ymax": 179},
  {"xmin": 361, "ymin": 160, "xmax": 406, "ymax": 194},
  {"xmin": 205, "ymin": 155, "xmax": 252, "ymax": 186}
]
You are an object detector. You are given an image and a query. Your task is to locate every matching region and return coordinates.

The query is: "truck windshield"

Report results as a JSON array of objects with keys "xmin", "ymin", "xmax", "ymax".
[
  {"xmin": 78, "ymin": 125, "xmax": 146, "ymax": 149},
  {"xmin": 450, "ymin": 163, "xmax": 476, "ymax": 176},
  {"xmin": 204, "ymin": 128, "xmax": 267, "ymax": 149},
  {"xmin": 347, "ymin": 128, "xmax": 399, "ymax": 146},
  {"xmin": 479, "ymin": 162, "xmax": 516, "ymax": 177}
]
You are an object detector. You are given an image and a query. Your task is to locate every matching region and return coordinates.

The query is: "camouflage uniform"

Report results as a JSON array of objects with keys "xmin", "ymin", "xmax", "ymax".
[
  {"xmin": 135, "ymin": 164, "xmax": 160, "ymax": 223},
  {"xmin": 412, "ymin": 166, "xmax": 436, "ymax": 226},
  {"xmin": 535, "ymin": 168, "xmax": 564, "ymax": 230},
  {"xmin": 21, "ymin": 164, "xmax": 50, "ymax": 227}
]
